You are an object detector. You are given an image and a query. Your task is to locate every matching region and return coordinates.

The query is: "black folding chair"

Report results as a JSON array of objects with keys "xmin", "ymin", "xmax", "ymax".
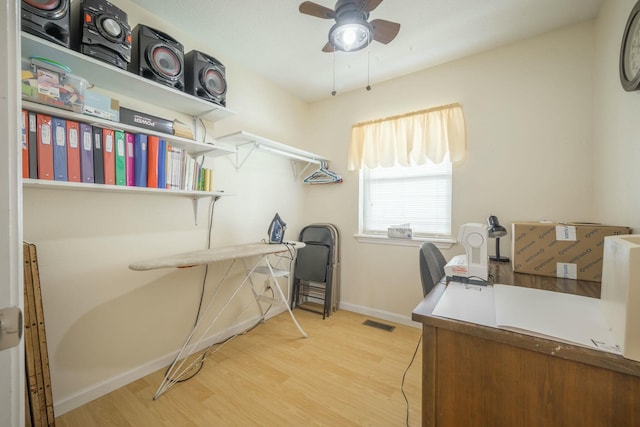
[{"xmin": 291, "ymin": 225, "xmax": 336, "ymax": 318}]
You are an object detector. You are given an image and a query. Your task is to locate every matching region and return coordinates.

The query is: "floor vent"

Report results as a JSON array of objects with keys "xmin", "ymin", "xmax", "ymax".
[{"xmin": 363, "ymin": 319, "xmax": 395, "ymax": 332}]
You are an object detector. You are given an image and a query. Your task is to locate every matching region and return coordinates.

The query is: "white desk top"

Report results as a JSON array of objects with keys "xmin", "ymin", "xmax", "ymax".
[
  {"xmin": 129, "ymin": 241, "xmax": 304, "ymax": 271},
  {"xmin": 432, "ymin": 282, "xmax": 621, "ymax": 355}
]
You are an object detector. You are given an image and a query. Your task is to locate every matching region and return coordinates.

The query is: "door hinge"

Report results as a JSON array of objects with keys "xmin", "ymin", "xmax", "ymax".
[{"xmin": 0, "ymin": 306, "xmax": 22, "ymax": 351}]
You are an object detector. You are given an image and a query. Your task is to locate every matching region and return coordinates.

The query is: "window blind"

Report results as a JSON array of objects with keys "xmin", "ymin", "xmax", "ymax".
[{"xmin": 362, "ymin": 159, "xmax": 452, "ymax": 237}]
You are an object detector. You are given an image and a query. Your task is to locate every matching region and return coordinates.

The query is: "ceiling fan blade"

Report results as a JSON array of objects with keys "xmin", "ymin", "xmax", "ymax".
[
  {"xmin": 355, "ymin": 0, "xmax": 383, "ymax": 13},
  {"xmin": 299, "ymin": 1, "xmax": 336, "ymax": 19},
  {"xmin": 370, "ymin": 19, "xmax": 400, "ymax": 44},
  {"xmin": 322, "ymin": 41, "xmax": 335, "ymax": 52}
]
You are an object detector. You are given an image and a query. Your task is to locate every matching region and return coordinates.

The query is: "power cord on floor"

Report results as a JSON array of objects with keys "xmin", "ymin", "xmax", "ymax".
[{"xmin": 402, "ymin": 334, "xmax": 422, "ymax": 426}]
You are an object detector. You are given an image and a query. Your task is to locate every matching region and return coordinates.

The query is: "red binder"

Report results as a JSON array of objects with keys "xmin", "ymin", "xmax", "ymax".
[
  {"xmin": 21, "ymin": 110, "xmax": 29, "ymax": 178},
  {"xmin": 66, "ymin": 120, "xmax": 81, "ymax": 182},
  {"xmin": 147, "ymin": 135, "xmax": 159, "ymax": 188},
  {"xmin": 36, "ymin": 114, "xmax": 53, "ymax": 180},
  {"xmin": 102, "ymin": 128, "xmax": 115, "ymax": 185}
]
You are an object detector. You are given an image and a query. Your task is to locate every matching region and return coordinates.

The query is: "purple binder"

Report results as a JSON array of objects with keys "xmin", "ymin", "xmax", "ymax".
[{"xmin": 79, "ymin": 123, "xmax": 94, "ymax": 183}]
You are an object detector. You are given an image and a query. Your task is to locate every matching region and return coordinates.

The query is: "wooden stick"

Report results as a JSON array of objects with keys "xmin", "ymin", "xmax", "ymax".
[
  {"xmin": 28, "ymin": 243, "xmax": 56, "ymax": 426},
  {"xmin": 23, "ymin": 243, "xmax": 44, "ymax": 426}
]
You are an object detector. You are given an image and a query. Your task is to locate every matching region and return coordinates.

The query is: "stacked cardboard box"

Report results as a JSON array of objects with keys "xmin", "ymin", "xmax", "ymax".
[{"xmin": 511, "ymin": 222, "xmax": 630, "ymax": 282}]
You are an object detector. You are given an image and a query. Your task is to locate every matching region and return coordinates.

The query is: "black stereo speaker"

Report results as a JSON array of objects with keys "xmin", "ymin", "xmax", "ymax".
[
  {"xmin": 72, "ymin": 0, "xmax": 131, "ymax": 70},
  {"xmin": 184, "ymin": 50, "xmax": 227, "ymax": 107},
  {"xmin": 21, "ymin": 0, "xmax": 71, "ymax": 48},
  {"xmin": 129, "ymin": 24, "xmax": 184, "ymax": 91}
]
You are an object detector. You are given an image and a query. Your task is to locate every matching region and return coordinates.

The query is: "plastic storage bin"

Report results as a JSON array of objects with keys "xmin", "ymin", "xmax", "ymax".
[{"xmin": 21, "ymin": 57, "xmax": 87, "ymax": 113}]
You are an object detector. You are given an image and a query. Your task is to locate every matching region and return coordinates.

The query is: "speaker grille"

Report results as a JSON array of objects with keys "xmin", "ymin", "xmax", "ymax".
[
  {"xmin": 23, "ymin": 0, "xmax": 60, "ymax": 11},
  {"xmin": 21, "ymin": 0, "xmax": 70, "ymax": 47},
  {"xmin": 149, "ymin": 45, "xmax": 182, "ymax": 78},
  {"xmin": 201, "ymin": 67, "xmax": 226, "ymax": 96}
]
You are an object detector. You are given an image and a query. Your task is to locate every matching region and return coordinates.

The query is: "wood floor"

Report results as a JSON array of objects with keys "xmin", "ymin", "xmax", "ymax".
[{"xmin": 55, "ymin": 308, "xmax": 423, "ymax": 426}]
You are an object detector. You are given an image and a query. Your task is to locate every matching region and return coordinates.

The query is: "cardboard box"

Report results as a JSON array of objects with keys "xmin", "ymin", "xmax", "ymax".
[
  {"xmin": 511, "ymin": 221, "xmax": 630, "ymax": 282},
  {"xmin": 119, "ymin": 107, "xmax": 174, "ymax": 135},
  {"xmin": 84, "ymin": 90, "xmax": 120, "ymax": 122}
]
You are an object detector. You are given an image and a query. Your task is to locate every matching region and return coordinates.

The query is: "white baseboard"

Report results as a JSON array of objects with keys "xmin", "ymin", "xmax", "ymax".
[
  {"xmin": 53, "ymin": 308, "xmax": 285, "ymax": 416},
  {"xmin": 338, "ymin": 302, "xmax": 422, "ymax": 329}
]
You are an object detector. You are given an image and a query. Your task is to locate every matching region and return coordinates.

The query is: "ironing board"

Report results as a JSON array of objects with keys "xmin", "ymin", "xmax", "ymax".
[{"xmin": 129, "ymin": 242, "xmax": 307, "ymax": 399}]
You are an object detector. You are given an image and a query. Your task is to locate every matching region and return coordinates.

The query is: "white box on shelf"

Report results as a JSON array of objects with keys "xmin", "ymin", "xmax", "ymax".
[{"xmin": 387, "ymin": 224, "xmax": 412, "ymax": 239}]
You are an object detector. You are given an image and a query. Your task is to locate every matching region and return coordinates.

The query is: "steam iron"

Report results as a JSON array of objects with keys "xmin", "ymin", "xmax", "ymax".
[{"xmin": 268, "ymin": 213, "xmax": 286, "ymax": 244}]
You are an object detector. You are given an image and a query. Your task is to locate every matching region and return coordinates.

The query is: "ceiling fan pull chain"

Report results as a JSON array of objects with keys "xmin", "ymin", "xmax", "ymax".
[
  {"xmin": 332, "ymin": 49, "xmax": 337, "ymax": 96},
  {"xmin": 366, "ymin": 41, "xmax": 372, "ymax": 91}
]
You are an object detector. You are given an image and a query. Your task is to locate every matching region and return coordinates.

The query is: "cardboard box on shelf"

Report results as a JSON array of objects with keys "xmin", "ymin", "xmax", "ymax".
[
  {"xmin": 511, "ymin": 221, "xmax": 631, "ymax": 282},
  {"xmin": 172, "ymin": 119, "xmax": 194, "ymax": 139},
  {"xmin": 84, "ymin": 90, "xmax": 120, "ymax": 122}
]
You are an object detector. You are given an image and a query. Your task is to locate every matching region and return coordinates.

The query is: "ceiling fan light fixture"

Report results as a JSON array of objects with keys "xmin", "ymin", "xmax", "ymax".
[{"xmin": 329, "ymin": 21, "xmax": 372, "ymax": 52}]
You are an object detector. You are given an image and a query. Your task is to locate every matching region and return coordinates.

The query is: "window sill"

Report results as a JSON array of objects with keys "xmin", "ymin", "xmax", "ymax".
[{"xmin": 353, "ymin": 234, "xmax": 456, "ymax": 249}]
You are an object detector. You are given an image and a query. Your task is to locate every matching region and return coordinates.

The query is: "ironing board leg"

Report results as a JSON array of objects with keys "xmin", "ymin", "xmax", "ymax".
[
  {"xmin": 263, "ymin": 258, "xmax": 308, "ymax": 338},
  {"xmin": 153, "ymin": 253, "xmax": 307, "ymax": 399}
]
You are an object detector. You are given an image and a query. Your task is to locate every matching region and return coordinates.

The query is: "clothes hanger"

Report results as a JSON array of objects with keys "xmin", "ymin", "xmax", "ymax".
[{"xmin": 303, "ymin": 161, "xmax": 343, "ymax": 184}]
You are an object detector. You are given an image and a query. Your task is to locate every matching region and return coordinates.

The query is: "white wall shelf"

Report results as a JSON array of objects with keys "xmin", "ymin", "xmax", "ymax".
[
  {"xmin": 216, "ymin": 131, "xmax": 329, "ymax": 175},
  {"xmin": 22, "ymin": 178, "xmax": 224, "ymax": 197},
  {"xmin": 23, "ymin": 179, "xmax": 230, "ymax": 225},
  {"xmin": 22, "ymin": 101, "xmax": 235, "ymax": 158},
  {"xmin": 21, "ymin": 32, "xmax": 235, "ymax": 122}
]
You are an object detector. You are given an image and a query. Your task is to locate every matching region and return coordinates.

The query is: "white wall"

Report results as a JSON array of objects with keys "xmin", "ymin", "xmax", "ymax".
[
  {"xmin": 305, "ymin": 22, "xmax": 596, "ymax": 324},
  {"xmin": 593, "ymin": 0, "xmax": 640, "ymax": 231},
  {"xmin": 23, "ymin": 0, "xmax": 310, "ymax": 413}
]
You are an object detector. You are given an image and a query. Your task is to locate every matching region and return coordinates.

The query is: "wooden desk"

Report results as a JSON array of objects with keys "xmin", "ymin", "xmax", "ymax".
[{"xmin": 412, "ymin": 262, "xmax": 640, "ymax": 427}]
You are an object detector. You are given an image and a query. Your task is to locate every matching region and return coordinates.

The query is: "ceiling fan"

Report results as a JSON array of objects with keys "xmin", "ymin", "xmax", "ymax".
[{"xmin": 299, "ymin": 0, "xmax": 401, "ymax": 53}]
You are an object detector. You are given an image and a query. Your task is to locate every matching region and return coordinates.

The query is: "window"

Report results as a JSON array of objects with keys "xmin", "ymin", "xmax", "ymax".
[
  {"xmin": 349, "ymin": 103, "xmax": 464, "ymax": 241},
  {"xmin": 360, "ymin": 157, "xmax": 452, "ymax": 238}
]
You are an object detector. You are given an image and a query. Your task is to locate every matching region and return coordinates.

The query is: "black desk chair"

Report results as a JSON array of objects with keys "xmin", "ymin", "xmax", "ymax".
[{"xmin": 419, "ymin": 242, "xmax": 447, "ymax": 296}]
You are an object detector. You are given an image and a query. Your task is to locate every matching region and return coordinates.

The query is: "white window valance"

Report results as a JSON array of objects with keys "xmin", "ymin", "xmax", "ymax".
[{"xmin": 347, "ymin": 102, "xmax": 467, "ymax": 171}]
